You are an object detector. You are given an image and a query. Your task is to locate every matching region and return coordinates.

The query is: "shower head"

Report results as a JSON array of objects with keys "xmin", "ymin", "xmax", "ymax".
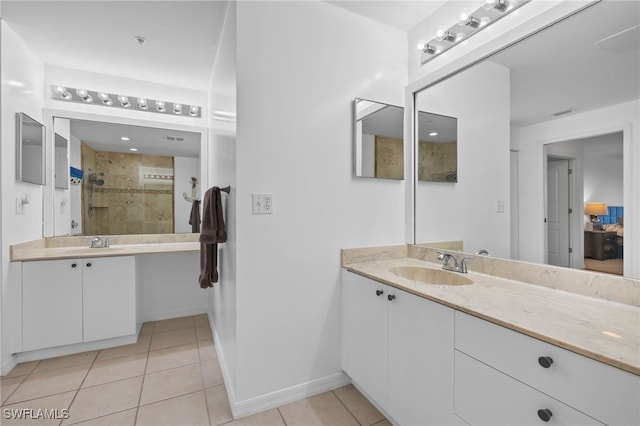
[{"xmin": 95, "ymin": 179, "xmax": 105, "ymax": 186}]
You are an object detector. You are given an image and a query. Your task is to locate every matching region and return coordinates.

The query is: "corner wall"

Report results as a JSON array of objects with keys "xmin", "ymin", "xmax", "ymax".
[
  {"xmin": 233, "ymin": 0, "xmax": 407, "ymax": 413},
  {"xmin": 1, "ymin": 21, "xmax": 46, "ymax": 372}
]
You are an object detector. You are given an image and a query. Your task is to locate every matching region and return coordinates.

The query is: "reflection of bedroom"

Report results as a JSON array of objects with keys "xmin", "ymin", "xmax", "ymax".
[{"xmin": 582, "ymin": 132, "xmax": 624, "ymax": 275}]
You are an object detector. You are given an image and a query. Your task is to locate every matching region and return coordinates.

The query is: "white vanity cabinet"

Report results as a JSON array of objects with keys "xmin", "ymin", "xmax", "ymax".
[
  {"xmin": 454, "ymin": 311, "xmax": 640, "ymax": 426},
  {"xmin": 342, "ymin": 271, "xmax": 460, "ymax": 425},
  {"xmin": 22, "ymin": 256, "xmax": 136, "ymax": 351}
]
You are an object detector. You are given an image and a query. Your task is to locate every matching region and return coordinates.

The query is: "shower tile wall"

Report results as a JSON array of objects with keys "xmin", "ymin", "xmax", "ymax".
[{"xmin": 82, "ymin": 143, "xmax": 175, "ymax": 235}]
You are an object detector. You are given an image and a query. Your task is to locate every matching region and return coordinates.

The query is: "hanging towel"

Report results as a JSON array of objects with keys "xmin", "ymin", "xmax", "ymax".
[
  {"xmin": 199, "ymin": 187, "xmax": 227, "ymax": 288},
  {"xmin": 189, "ymin": 199, "xmax": 201, "ymax": 233}
]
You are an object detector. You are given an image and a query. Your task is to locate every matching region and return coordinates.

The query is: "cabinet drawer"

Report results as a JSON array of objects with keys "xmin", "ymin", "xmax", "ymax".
[
  {"xmin": 602, "ymin": 235, "xmax": 616, "ymax": 244},
  {"xmin": 455, "ymin": 312, "xmax": 639, "ymax": 426},
  {"xmin": 455, "ymin": 351, "xmax": 603, "ymax": 426}
]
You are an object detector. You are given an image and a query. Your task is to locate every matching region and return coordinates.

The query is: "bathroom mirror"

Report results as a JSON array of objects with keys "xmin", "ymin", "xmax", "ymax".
[
  {"xmin": 53, "ymin": 117, "xmax": 203, "ymax": 236},
  {"xmin": 413, "ymin": 0, "xmax": 638, "ymax": 278},
  {"xmin": 416, "ymin": 111, "xmax": 457, "ymax": 182},
  {"xmin": 54, "ymin": 133, "xmax": 69, "ymax": 189},
  {"xmin": 16, "ymin": 112, "xmax": 46, "ymax": 185},
  {"xmin": 353, "ymin": 98, "xmax": 404, "ymax": 180}
]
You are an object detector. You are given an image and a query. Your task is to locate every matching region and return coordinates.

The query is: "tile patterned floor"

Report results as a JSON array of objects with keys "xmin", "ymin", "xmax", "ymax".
[{"xmin": 1, "ymin": 315, "xmax": 389, "ymax": 426}]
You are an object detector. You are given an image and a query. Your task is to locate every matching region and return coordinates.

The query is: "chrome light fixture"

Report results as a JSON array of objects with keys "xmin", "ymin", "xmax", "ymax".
[
  {"xmin": 419, "ymin": 0, "xmax": 532, "ymax": 65},
  {"xmin": 50, "ymin": 86, "xmax": 202, "ymax": 118}
]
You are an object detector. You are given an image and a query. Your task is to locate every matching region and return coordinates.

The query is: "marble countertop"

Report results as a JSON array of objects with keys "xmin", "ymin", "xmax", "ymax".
[
  {"xmin": 11, "ymin": 234, "xmax": 200, "ymax": 261},
  {"xmin": 344, "ymin": 254, "xmax": 640, "ymax": 376}
]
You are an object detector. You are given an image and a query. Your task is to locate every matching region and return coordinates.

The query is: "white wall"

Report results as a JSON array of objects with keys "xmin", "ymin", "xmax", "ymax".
[
  {"xmin": 512, "ymin": 100, "xmax": 639, "ymax": 278},
  {"xmin": 1, "ymin": 21, "xmax": 46, "ymax": 372},
  {"xmin": 233, "ymin": 0, "xmax": 407, "ymax": 412},
  {"xmin": 174, "ymin": 156, "xmax": 201, "ymax": 234},
  {"xmin": 207, "ymin": 0, "xmax": 238, "ymax": 404},
  {"xmin": 414, "ymin": 61, "xmax": 511, "ymax": 257}
]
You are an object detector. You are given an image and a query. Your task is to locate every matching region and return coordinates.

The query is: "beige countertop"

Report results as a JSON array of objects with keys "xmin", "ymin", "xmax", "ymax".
[
  {"xmin": 343, "ymin": 246, "xmax": 640, "ymax": 376},
  {"xmin": 11, "ymin": 234, "xmax": 200, "ymax": 262}
]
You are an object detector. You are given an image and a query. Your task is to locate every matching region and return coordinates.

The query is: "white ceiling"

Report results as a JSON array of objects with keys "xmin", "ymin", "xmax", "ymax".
[{"xmin": 1, "ymin": 0, "xmax": 229, "ymax": 91}]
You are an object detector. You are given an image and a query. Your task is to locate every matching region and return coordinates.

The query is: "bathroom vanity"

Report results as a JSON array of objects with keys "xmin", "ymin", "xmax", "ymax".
[
  {"xmin": 341, "ymin": 245, "xmax": 639, "ymax": 426},
  {"xmin": 7, "ymin": 234, "xmax": 201, "ymax": 370}
]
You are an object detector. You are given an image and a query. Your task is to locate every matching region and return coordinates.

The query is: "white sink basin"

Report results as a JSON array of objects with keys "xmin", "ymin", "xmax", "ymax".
[{"xmin": 390, "ymin": 266, "xmax": 473, "ymax": 286}]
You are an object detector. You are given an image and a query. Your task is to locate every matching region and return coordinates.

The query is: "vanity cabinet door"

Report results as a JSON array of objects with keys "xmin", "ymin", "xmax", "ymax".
[
  {"xmin": 82, "ymin": 256, "xmax": 136, "ymax": 342},
  {"xmin": 22, "ymin": 259, "xmax": 83, "ymax": 351},
  {"xmin": 388, "ymin": 288, "xmax": 461, "ymax": 426},
  {"xmin": 342, "ymin": 271, "xmax": 389, "ymax": 408}
]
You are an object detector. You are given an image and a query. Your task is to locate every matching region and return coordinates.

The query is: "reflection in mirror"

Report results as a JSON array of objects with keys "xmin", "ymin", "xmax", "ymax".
[
  {"xmin": 417, "ymin": 111, "xmax": 457, "ymax": 182},
  {"xmin": 16, "ymin": 112, "xmax": 45, "ymax": 185},
  {"xmin": 57, "ymin": 118, "xmax": 201, "ymax": 236},
  {"xmin": 54, "ymin": 133, "xmax": 69, "ymax": 189},
  {"xmin": 414, "ymin": 1, "xmax": 639, "ymax": 278},
  {"xmin": 353, "ymin": 98, "xmax": 404, "ymax": 180}
]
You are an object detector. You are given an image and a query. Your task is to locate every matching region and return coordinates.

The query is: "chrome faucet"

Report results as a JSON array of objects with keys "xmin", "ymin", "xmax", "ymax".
[
  {"xmin": 437, "ymin": 252, "xmax": 471, "ymax": 273},
  {"xmin": 89, "ymin": 236, "xmax": 110, "ymax": 248}
]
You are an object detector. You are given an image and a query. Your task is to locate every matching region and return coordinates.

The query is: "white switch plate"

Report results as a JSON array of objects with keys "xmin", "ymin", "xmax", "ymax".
[
  {"xmin": 496, "ymin": 199, "xmax": 505, "ymax": 213},
  {"xmin": 252, "ymin": 193, "xmax": 273, "ymax": 214},
  {"xmin": 16, "ymin": 197, "xmax": 25, "ymax": 215}
]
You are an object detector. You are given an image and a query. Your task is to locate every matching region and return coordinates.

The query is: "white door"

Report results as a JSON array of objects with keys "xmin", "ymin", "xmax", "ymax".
[{"xmin": 547, "ymin": 159, "xmax": 570, "ymax": 267}]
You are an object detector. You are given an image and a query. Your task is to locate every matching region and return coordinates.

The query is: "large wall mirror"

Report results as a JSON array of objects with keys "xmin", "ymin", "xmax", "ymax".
[
  {"xmin": 54, "ymin": 133, "xmax": 69, "ymax": 189},
  {"xmin": 16, "ymin": 112, "xmax": 46, "ymax": 186},
  {"xmin": 414, "ymin": 0, "xmax": 639, "ymax": 279},
  {"xmin": 52, "ymin": 117, "xmax": 202, "ymax": 236},
  {"xmin": 353, "ymin": 98, "xmax": 404, "ymax": 180}
]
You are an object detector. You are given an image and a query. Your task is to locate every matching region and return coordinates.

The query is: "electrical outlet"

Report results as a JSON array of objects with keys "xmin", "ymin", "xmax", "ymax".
[
  {"xmin": 252, "ymin": 193, "xmax": 273, "ymax": 214},
  {"xmin": 496, "ymin": 199, "xmax": 505, "ymax": 213}
]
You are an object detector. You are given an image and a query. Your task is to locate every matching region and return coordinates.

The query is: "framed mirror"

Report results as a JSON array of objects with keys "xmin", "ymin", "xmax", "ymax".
[
  {"xmin": 412, "ymin": 0, "xmax": 639, "ymax": 278},
  {"xmin": 353, "ymin": 98, "xmax": 404, "ymax": 180},
  {"xmin": 54, "ymin": 133, "xmax": 69, "ymax": 189},
  {"xmin": 16, "ymin": 112, "xmax": 45, "ymax": 185}
]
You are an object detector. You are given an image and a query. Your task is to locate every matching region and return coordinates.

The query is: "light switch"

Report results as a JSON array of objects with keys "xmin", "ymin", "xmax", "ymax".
[
  {"xmin": 496, "ymin": 199, "xmax": 505, "ymax": 213},
  {"xmin": 252, "ymin": 193, "xmax": 273, "ymax": 214}
]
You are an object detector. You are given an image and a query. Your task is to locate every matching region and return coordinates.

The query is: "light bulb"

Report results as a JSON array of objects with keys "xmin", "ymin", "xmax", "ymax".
[
  {"xmin": 189, "ymin": 105, "xmax": 199, "ymax": 116},
  {"xmin": 137, "ymin": 98, "xmax": 148, "ymax": 110},
  {"xmin": 423, "ymin": 44, "xmax": 437, "ymax": 55},
  {"xmin": 55, "ymin": 86, "xmax": 67, "ymax": 95},
  {"xmin": 156, "ymin": 101, "xmax": 166, "ymax": 112},
  {"xmin": 98, "ymin": 92, "xmax": 109, "ymax": 101},
  {"xmin": 76, "ymin": 88, "xmax": 88, "ymax": 98},
  {"xmin": 173, "ymin": 103, "xmax": 183, "ymax": 114}
]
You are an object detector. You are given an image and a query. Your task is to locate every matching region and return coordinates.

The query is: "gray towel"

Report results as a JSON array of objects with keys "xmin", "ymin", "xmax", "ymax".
[{"xmin": 199, "ymin": 187, "xmax": 227, "ymax": 288}]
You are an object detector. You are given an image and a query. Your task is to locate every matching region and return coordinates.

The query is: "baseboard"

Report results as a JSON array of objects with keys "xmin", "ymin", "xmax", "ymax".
[
  {"xmin": 141, "ymin": 306, "xmax": 208, "ymax": 323},
  {"xmin": 2, "ymin": 356, "xmax": 18, "ymax": 377},
  {"xmin": 232, "ymin": 371, "xmax": 351, "ymax": 419},
  {"xmin": 208, "ymin": 312, "xmax": 350, "ymax": 420},
  {"xmin": 9, "ymin": 334, "xmax": 138, "ymax": 367}
]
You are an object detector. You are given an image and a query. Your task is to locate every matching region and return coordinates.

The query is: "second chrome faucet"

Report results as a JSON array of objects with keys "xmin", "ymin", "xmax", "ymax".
[{"xmin": 437, "ymin": 252, "xmax": 471, "ymax": 273}]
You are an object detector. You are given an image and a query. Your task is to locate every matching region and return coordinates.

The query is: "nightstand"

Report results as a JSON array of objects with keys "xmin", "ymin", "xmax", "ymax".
[{"xmin": 584, "ymin": 230, "xmax": 617, "ymax": 260}]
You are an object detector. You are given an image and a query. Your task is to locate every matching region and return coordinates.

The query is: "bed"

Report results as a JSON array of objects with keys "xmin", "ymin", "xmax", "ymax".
[{"xmin": 600, "ymin": 206, "xmax": 624, "ymax": 258}]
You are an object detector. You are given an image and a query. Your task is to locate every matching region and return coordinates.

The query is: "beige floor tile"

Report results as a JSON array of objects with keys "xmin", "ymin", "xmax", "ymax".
[
  {"xmin": 197, "ymin": 339, "xmax": 216, "ymax": 361},
  {"xmin": 205, "ymin": 385, "xmax": 233, "ymax": 426},
  {"xmin": 152, "ymin": 316, "xmax": 194, "ymax": 333},
  {"xmin": 371, "ymin": 420, "xmax": 392, "ymax": 426},
  {"xmin": 333, "ymin": 384, "xmax": 384, "ymax": 426},
  {"xmin": 1, "ymin": 391, "xmax": 75, "ymax": 426},
  {"xmin": 194, "ymin": 314, "xmax": 209, "ymax": 327},
  {"xmin": 150, "ymin": 328, "xmax": 197, "ymax": 351},
  {"xmin": 64, "ymin": 376, "xmax": 143, "ymax": 425},
  {"xmin": 95, "ymin": 336, "xmax": 150, "ymax": 362},
  {"xmin": 140, "ymin": 363, "xmax": 203, "ymax": 406},
  {"xmin": 146, "ymin": 343, "xmax": 199, "ymax": 374},
  {"xmin": 6, "ymin": 364, "xmax": 90, "ymax": 405},
  {"xmin": 32, "ymin": 352, "xmax": 97, "ymax": 374},
  {"xmin": 137, "ymin": 391, "xmax": 209, "ymax": 426},
  {"xmin": 195, "ymin": 325, "xmax": 213, "ymax": 342},
  {"xmin": 229, "ymin": 409, "xmax": 285, "ymax": 426},
  {"xmin": 279, "ymin": 391, "xmax": 360, "ymax": 426},
  {"xmin": 65, "ymin": 408, "xmax": 136, "ymax": 425},
  {"xmin": 200, "ymin": 359, "xmax": 224, "ymax": 389},
  {"xmin": 2, "ymin": 361, "xmax": 40, "ymax": 378},
  {"xmin": 82, "ymin": 353, "xmax": 147, "ymax": 388},
  {"xmin": 140, "ymin": 322, "xmax": 154, "ymax": 336},
  {"xmin": 1, "ymin": 375, "xmax": 27, "ymax": 405}
]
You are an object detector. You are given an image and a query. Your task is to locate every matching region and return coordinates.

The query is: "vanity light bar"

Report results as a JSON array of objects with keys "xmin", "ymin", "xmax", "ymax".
[
  {"xmin": 419, "ymin": 0, "xmax": 532, "ymax": 65},
  {"xmin": 50, "ymin": 86, "xmax": 202, "ymax": 119}
]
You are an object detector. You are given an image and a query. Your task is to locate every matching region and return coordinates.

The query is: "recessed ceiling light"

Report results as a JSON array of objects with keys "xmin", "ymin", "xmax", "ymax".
[
  {"xmin": 121, "ymin": 136, "xmax": 130, "ymax": 141},
  {"xmin": 129, "ymin": 148, "xmax": 138, "ymax": 152},
  {"xmin": 429, "ymin": 132, "xmax": 439, "ymax": 136}
]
